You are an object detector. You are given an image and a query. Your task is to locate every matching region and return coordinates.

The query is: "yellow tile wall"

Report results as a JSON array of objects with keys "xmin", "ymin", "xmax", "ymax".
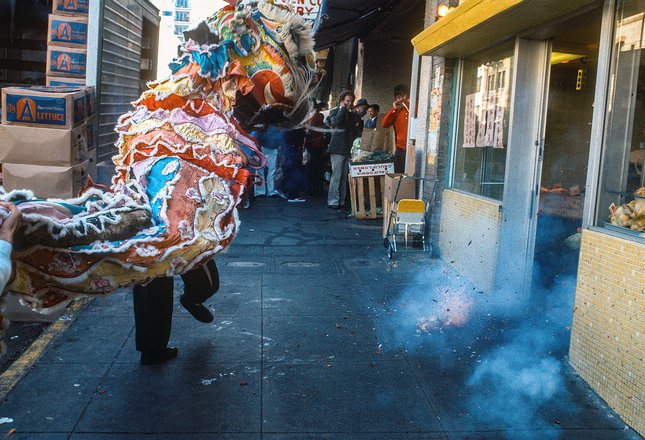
[
  {"xmin": 439, "ymin": 189, "xmax": 502, "ymax": 291},
  {"xmin": 570, "ymin": 229, "xmax": 644, "ymax": 436}
]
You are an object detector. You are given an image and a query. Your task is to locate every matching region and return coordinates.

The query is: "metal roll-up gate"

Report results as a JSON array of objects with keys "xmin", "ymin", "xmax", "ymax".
[{"xmin": 88, "ymin": 0, "xmax": 159, "ymax": 165}]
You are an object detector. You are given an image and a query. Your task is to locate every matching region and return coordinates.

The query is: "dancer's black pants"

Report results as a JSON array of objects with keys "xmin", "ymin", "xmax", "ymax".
[{"xmin": 133, "ymin": 259, "xmax": 220, "ymax": 353}]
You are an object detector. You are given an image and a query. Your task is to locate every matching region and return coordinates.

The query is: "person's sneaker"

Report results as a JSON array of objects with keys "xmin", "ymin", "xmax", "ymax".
[
  {"xmin": 288, "ymin": 197, "xmax": 306, "ymax": 203},
  {"xmin": 328, "ymin": 205, "xmax": 339, "ymax": 210},
  {"xmin": 180, "ymin": 295, "xmax": 214, "ymax": 323},
  {"xmin": 140, "ymin": 346, "xmax": 178, "ymax": 365}
]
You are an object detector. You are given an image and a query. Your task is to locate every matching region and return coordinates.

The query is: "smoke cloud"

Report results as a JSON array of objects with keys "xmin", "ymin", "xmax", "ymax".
[{"xmin": 377, "ymin": 262, "xmax": 585, "ymax": 439}]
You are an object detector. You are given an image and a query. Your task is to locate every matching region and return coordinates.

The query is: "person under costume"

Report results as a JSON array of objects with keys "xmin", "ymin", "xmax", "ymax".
[{"xmin": 133, "ymin": 259, "xmax": 220, "ymax": 365}]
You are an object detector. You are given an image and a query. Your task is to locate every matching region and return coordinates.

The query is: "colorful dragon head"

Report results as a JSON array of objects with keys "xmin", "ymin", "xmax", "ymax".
[
  {"xmin": 174, "ymin": 0, "xmax": 319, "ymax": 129},
  {"xmin": 0, "ymin": 0, "xmax": 319, "ymax": 316}
]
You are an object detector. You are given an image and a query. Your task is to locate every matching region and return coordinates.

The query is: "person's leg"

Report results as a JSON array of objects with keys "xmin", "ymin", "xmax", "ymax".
[
  {"xmin": 179, "ymin": 259, "xmax": 219, "ymax": 322},
  {"xmin": 338, "ymin": 155, "xmax": 350, "ymax": 207},
  {"xmin": 281, "ymin": 146, "xmax": 306, "ymax": 200},
  {"xmin": 394, "ymin": 148, "xmax": 406, "ymax": 174},
  {"xmin": 327, "ymin": 154, "xmax": 343, "ymax": 207},
  {"xmin": 254, "ymin": 166, "xmax": 267, "ymax": 197},
  {"xmin": 133, "ymin": 276, "xmax": 177, "ymax": 364},
  {"xmin": 265, "ymin": 148, "xmax": 279, "ymax": 196},
  {"xmin": 309, "ymin": 149, "xmax": 324, "ymax": 193}
]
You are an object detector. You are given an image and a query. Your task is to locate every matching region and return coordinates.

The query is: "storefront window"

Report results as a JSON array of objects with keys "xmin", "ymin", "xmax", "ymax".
[
  {"xmin": 452, "ymin": 42, "xmax": 514, "ymax": 201},
  {"xmin": 596, "ymin": 0, "xmax": 645, "ymax": 236}
]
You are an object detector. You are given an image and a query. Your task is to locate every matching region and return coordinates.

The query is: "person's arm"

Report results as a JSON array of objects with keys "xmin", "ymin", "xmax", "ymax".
[
  {"xmin": 0, "ymin": 203, "xmax": 21, "ymax": 292},
  {"xmin": 381, "ymin": 107, "xmax": 398, "ymax": 128},
  {"xmin": 328, "ymin": 106, "xmax": 349, "ymax": 128},
  {"xmin": 0, "ymin": 241, "xmax": 12, "ymax": 292}
]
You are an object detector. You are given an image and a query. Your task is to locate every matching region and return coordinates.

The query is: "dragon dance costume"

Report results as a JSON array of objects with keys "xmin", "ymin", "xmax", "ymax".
[{"xmin": 0, "ymin": 0, "xmax": 318, "ymax": 318}]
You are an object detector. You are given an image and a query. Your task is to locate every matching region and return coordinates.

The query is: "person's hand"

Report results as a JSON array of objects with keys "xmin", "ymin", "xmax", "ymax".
[
  {"xmin": 393, "ymin": 98, "xmax": 403, "ymax": 110},
  {"xmin": 0, "ymin": 203, "xmax": 21, "ymax": 244}
]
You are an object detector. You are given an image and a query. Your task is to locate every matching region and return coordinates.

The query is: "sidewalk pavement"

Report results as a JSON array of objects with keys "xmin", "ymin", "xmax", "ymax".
[{"xmin": 0, "ymin": 196, "xmax": 641, "ymax": 440}]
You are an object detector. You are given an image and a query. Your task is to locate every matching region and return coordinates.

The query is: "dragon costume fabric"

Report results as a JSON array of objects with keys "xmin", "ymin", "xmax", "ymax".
[{"xmin": 0, "ymin": 0, "xmax": 318, "ymax": 317}]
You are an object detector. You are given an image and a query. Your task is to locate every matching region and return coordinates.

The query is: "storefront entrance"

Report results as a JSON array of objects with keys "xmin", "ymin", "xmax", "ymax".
[{"xmin": 532, "ymin": 8, "xmax": 603, "ymax": 287}]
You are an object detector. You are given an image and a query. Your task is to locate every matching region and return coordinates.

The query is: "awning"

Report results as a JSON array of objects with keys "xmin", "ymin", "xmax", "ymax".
[
  {"xmin": 411, "ymin": 0, "xmax": 601, "ymax": 57},
  {"xmin": 314, "ymin": 0, "xmax": 422, "ymax": 50}
]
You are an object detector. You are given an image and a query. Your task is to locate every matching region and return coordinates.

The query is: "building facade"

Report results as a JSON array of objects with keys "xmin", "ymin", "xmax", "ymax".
[{"xmin": 410, "ymin": 0, "xmax": 644, "ymax": 435}]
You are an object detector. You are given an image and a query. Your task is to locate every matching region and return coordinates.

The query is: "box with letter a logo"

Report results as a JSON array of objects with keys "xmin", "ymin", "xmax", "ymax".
[
  {"xmin": 46, "ymin": 45, "xmax": 87, "ymax": 78},
  {"xmin": 1, "ymin": 86, "xmax": 87, "ymax": 129},
  {"xmin": 46, "ymin": 76, "xmax": 86, "ymax": 87},
  {"xmin": 52, "ymin": 0, "xmax": 89, "ymax": 16},
  {"xmin": 48, "ymin": 15, "xmax": 88, "ymax": 47}
]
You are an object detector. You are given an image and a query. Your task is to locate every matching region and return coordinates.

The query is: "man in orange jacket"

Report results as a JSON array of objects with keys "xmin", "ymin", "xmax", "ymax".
[{"xmin": 381, "ymin": 84, "xmax": 410, "ymax": 173}]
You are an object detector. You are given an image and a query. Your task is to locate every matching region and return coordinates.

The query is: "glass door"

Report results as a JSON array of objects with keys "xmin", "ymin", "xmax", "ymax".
[{"xmin": 532, "ymin": 7, "xmax": 604, "ymax": 288}]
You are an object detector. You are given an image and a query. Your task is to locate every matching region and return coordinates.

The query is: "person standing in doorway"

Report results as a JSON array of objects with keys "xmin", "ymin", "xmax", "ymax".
[
  {"xmin": 381, "ymin": 84, "xmax": 410, "ymax": 173},
  {"xmin": 250, "ymin": 126, "xmax": 286, "ymax": 198},
  {"xmin": 304, "ymin": 100, "xmax": 329, "ymax": 195},
  {"xmin": 360, "ymin": 104, "xmax": 389, "ymax": 154},
  {"xmin": 326, "ymin": 90, "xmax": 356, "ymax": 209},
  {"xmin": 354, "ymin": 98, "xmax": 369, "ymax": 132}
]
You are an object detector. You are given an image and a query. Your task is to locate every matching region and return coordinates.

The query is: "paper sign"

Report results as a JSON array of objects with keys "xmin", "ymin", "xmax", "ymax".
[
  {"xmin": 483, "ymin": 90, "xmax": 496, "ymax": 146},
  {"xmin": 463, "ymin": 94, "xmax": 476, "ymax": 148},
  {"xmin": 349, "ymin": 162, "xmax": 394, "ymax": 177},
  {"xmin": 493, "ymin": 106, "xmax": 504, "ymax": 149}
]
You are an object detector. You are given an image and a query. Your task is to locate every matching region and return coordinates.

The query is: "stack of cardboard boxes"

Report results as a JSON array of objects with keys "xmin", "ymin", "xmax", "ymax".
[
  {"xmin": 0, "ymin": 0, "xmax": 97, "ymax": 199},
  {"xmin": 0, "ymin": 86, "xmax": 96, "ymax": 198},
  {"xmin": 46, "ymin": 0, "xmax": 90, "ymax": 86}
]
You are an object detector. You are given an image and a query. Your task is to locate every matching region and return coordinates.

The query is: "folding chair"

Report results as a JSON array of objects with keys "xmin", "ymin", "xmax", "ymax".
[{"xmin": 392, "ymin": 199, "xmax": 426, "ymax": 252}]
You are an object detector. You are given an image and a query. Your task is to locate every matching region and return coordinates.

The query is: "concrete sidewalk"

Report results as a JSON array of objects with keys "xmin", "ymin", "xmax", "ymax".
[{"xmin": 0, "ymin": 196, "xmax": 641, "ymax": 440}]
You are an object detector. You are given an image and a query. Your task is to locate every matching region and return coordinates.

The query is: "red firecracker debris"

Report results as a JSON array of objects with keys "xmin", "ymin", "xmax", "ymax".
[{"xmin": 240, "ymin": 381, "xmax": 249, "ymax": 386}]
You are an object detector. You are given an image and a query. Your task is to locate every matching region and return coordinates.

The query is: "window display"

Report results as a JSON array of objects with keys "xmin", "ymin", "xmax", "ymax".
[
  {"xmin": 596, "ymin": 0, "xmax": 645, "ymax": 235},
  {"xmin": 452, "ymin": 42, "xmax": 513, "ymax": 201}
]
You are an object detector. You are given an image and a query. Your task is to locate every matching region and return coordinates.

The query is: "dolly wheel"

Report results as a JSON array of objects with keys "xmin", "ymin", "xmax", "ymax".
[{"xmin": 383, "ymin": 237, "xmax": 390, "ymax": 248}]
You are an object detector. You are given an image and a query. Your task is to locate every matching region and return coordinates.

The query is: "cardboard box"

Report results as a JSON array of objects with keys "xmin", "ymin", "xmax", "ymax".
[
  {"xmin": 22, "ymin": 83, "xmax": 94, "ymax": 118},
  {"xmin": 2, "ymin": 161, "xmax": 89, "ymax": 199},
  {"xmin": 52, "ymin": 0, "xmax": 89, "ymax": 16},
  {"xmin": 46, "ymin": 76, "xmax": 86, "ymax": 86},
  {"xmin": 48, "ymin": 15, "xmax": 88, "ymax": 47},
  {"xmin": 0, "ymin": 122, "xmax": 95, "ymax": 166},
  {"xmin": 2, "ymin": 86, "xmax": 86, "ymax": 129},
  {"xmin": 384, "ymin": 173, "xmax": 416, "ymax": 201},
  {"xmin": 46, "ymin": 45, "xmax": 87, "ymax": 78},
  {"xmin": 84, "ymin": 86, "xmax": 96, "ymax": 118},
  {"xmin": 87, "ymin": 147, "xmax": 97, "ymax": 180}
]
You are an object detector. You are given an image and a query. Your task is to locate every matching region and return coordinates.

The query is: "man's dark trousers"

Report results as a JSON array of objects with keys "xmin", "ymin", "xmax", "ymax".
[{"xmin": 133, "ymin": 259, "xmax": 220, "ymax": 353}]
